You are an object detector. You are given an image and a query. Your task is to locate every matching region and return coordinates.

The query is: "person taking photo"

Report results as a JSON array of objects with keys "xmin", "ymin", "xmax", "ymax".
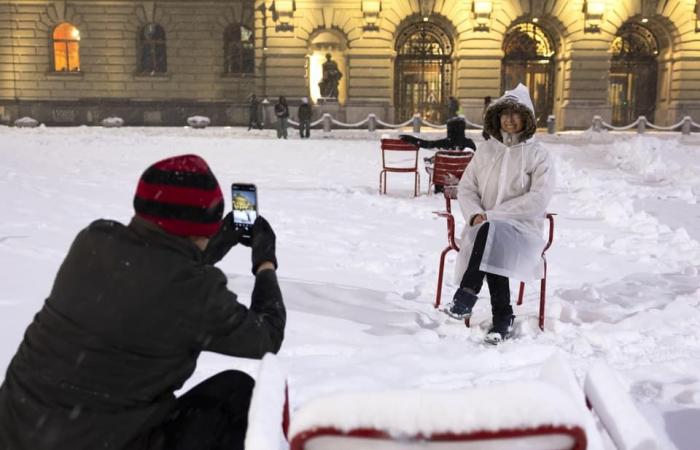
[{"xmin": 0, "ymin": 154, "xmax": 285, "ymax": 450}]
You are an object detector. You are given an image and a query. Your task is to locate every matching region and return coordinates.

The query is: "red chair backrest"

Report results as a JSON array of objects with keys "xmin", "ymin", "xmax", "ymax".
[
  {"xmin": 433, "ymin": 151, "xmax": 473, "ymax": 187},
  {"xmin": 380, "ymin": 138, "xmax": 418, "ymax": 151},
  {"xmin": 380, "ymin": 138, "xmax": 419, "ymax": 170}
]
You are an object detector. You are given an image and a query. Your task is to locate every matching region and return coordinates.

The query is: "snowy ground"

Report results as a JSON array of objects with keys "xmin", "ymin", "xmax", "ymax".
[{"xmin": 1, "ymin": 126, "xmax": 699, "ymax": 449}]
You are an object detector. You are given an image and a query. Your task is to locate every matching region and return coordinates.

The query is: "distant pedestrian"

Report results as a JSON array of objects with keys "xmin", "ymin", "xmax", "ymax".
[
  {"xmin": 248, "ymin": 94, "xmax": 262, "ymax": 130},
  {"xmin": 298, "ymin": 97, "xmax": 311, "ymax": 139},
  {"xmin": 447, "ymin": 96, "xmax": 460, "ymax": 119},
  {"xmin": 274, "ymin": 96, "xmax": 289, "ymax": 139}
]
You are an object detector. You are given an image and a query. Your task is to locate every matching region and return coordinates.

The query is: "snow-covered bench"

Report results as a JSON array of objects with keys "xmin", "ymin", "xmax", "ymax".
[
  {"xmin": 288, "ymin": 356, "xmax": 599, "ymax": 450},
  {"xmin": 288, "ymin": 382, "xmax": 588, "ymax": 449},
  {"xmin": 245, "ymin": 355, "xmax": 659, "ymax": 450}
]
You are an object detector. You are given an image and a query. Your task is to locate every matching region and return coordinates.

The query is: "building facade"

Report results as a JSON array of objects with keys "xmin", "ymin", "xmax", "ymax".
[{"xmin": 1, "ymin": 0, "xmax": 699, "ymax": 128}]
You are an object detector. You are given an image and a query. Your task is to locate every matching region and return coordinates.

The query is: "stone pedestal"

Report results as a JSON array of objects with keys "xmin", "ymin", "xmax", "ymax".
[{"xmin": 315, "ymin": 98, "xmax": 344, "ymax": 122}]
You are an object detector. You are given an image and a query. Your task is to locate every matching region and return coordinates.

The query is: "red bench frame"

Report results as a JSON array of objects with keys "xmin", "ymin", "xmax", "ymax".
[{"xmin": 433, "ymin": 185, "xmax": 556, "ymax": 331}]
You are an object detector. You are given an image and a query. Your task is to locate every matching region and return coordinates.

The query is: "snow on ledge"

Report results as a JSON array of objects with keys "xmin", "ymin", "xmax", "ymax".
[
  {"xmin": 187, "ymin": 116, "xmax": 211, "ymax": 129},
  {"xmin": 245, "ymin": 354, "xmax": 288, "ymax": 450},
  {"xmin": 288, "ymin": 381, "xmax": 586, "ymax": 441},
  {"xmin": 14, "ymin": 117, "xmax": 40, "ymax": 128},
  {"xmin": 101, "ymin": 117, "xmax": 124, "ymax": 128},
  {"xmin": 585, "ymin": 361, "xmax": 660, "ymax": 450}
]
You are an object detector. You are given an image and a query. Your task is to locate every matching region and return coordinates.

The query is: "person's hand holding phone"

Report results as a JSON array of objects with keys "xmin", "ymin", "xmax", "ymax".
[
  {"xmin": 202, "ymin": 212, "xmax": 249, "ymax": 264},
  {"xmin": 250, "ymin": 216, "xmax": 277, "ymax": 274}
]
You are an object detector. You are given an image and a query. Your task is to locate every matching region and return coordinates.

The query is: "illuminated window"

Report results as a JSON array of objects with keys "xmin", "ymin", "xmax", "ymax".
[
  {"xmin": 53, "ymin": 23, "xmax": 81, "ymax": 72},
  {"xmin": 224, "ymin": 25, "xmax": 254, "ymax": 74},
  {"xmin": 139, "ymin": 24, "xmax": 167, "ymax": 74}
]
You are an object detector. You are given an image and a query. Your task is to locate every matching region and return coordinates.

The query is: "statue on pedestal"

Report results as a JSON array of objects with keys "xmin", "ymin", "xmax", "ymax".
[{"xmin": 318, "ymin": 53, "xmax": 342, "ymax": 99}]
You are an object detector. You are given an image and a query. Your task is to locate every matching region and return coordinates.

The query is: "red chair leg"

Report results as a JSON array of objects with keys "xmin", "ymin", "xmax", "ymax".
[
  {"xmin": 464, "ymin": 317, "xmax": 470, "ymax": 328},
  {"xmin": 517, "ymin": 282, "xmax": 525, "ymax": 305},
  {"xmin": 539, "ymin": 260, "xmax": 547, "ymax": 331},
  {"xmin": 434, "ymin": 246, "xmax": 452, "ymax": 308}
]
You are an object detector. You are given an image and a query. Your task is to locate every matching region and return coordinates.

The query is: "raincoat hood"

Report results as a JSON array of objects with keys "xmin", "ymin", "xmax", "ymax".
[{"xmin": 483, "ymin": 83, "xmax": 537, "ymax": 144}]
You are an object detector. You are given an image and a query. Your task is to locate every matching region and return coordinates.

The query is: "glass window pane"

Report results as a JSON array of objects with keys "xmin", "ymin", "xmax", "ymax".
[
  {"xmin": 54, "ymin": 42, "xmax": 68, "ymax": 71},
  {"xmin": 54, "ymin": 23, "xmax": 79, "ymax": 40},
  {"xmin": 67, "ymin": 42, "xmax": 80, "ymax": 71}
]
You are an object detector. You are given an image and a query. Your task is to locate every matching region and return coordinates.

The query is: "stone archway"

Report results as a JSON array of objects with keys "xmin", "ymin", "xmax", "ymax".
[
  {"xmin": 608, "ymin": 22, "xmax": 659, "ymax": 125},
  {"xmin": 501, "ymin": 22, "xmax": 556, "ymax": 127},
  {"xmin": 394, "ymin": 20, "xmax": 454, "ymax": 123}
]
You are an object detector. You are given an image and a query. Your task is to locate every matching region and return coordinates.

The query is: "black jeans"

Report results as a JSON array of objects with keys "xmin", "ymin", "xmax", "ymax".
[
  {"xmin": 152, "ymin": 370, "xmax": 255, "ymax": 450},
  {"xmin": 299, "ymin": 120, "xmax": 310, "ymax": 138},
  {"xmin": 459, "ymin": 223, "xmax": 512, "ymax": 321}
]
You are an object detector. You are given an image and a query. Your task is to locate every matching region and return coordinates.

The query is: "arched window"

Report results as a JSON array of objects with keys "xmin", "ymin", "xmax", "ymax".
[
  {"xmin": 53, "ymin": 23, "xmax": 81, "ymax": 72},
  {"xmin": 501, "ymin": 22, "xmax": 556, "ymax": 127},
  {"xmin": 139, "ymin": 24, "xmax": 167, "ymax": 74},
  {"xmin": 224, "ymin": 25, "xmax": 254, "ymax": 74},
  {"xmin": 609, "ymin": 23, "xmax": 659, "ymax": 125}
]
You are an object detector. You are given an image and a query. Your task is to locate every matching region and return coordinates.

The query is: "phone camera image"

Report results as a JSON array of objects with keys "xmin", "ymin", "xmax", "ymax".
[{"xmin": 231, "ymin": 184, "xmax": 258, "ymax": 231}]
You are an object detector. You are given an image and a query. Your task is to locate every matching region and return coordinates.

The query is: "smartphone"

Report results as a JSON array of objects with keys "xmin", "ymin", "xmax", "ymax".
[{"xmin": 231, "ymin": 183, "xmax": 258, "ymax": 236}]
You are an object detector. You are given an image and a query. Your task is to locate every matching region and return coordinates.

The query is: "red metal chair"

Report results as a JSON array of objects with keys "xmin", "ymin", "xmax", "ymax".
[
  {"xmin": 433, "ymin": 185, "xmax": 556, "ymax": 331},
  {"xmin": 427, "ymin": 150, "xmax": 473, "ymax": 195},
  {"xmin": 379, "ymin": 138, "xmax": 420, "ymax": 196}
]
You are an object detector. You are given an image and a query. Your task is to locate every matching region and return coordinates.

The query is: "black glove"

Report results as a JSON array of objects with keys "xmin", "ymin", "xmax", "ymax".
[
  {"xmin": 202, "ymin": 212, "xmax": 248, "ymax": 265},
  {"xmin": 250, "ymin": 216, "xmax": 277, "ymax": 274},
  {"xmin": 399, "ymin": 134, "xmax": 418, "ymax": 145}
]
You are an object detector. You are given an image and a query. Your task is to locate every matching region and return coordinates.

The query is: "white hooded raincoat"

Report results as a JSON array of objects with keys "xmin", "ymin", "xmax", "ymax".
[{"xmin": 454, "ymin": 84, "xmax": 556, "ymax": 283}]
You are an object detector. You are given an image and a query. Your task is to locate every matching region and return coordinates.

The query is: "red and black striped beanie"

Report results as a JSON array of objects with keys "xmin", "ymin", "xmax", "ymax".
[{"xmin": 134, "ymin": 154, "xmax": 224, "ymax": 237}]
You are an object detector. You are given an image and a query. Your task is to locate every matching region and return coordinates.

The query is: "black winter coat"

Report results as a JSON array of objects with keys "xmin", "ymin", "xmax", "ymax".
[
  {"xmin": 274, "ymin": 103, "xmax": 289, "ymax": 119},
  {"xmin": 298, "ymin": 103, "xmax": 311, "ymax": 122},
  {"xmin": 0, "ymin": 217, "xmax": 285, "ymax": 450},
  {"xmin": 398, "ymin": 118, "xmax": 475, "ymax": 152}
]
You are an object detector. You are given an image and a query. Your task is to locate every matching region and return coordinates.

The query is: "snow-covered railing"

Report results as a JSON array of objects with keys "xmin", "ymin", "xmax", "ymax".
[
  {"xmin": 591, "ymin": 115, "xmax": 700, "ymax": 135},
  {"xmin": 287, "ymin": 113, "xmax": 484, "ymax": 134}
]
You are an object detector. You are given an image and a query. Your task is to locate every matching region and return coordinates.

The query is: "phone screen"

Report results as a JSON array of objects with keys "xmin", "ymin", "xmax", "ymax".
[{"xmin": 231, "ymin": 184, "xmax": 258, "ymax": 231}]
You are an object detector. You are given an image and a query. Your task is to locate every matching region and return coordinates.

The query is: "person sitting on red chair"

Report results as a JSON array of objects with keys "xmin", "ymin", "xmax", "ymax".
[{"xmin": 444, "ymin": 84, "xmax": 555, "ymax": 344}]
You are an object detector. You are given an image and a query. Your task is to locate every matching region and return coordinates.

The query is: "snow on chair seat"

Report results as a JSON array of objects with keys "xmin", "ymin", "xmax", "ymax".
[{"xmin": 289, "ymin": 381, "xmax": 588, "ymax": 450}]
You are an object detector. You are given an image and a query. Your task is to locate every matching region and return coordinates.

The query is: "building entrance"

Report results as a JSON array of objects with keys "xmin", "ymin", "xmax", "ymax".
[
  {"xmin": 609, "ymin": 23, "xmax": 658, "ymax": 126},
  {"xmin": 395, "ymin": 21, "xmax": 453, "ymax": 124},
  {"xmin": 501, "ymin": 23, "xmax": 555, "ymax": 127}
]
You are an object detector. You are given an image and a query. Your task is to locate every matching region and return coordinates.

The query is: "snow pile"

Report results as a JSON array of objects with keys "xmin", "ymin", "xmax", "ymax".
[
  {"xmin": 187, "ymin": 116, "xmax": 210, "ymax": 129},
  {"xmin": 14, "ymin": 117, "xmax": 39, "ymax": 128},
  {"xmin": 101, "ymin": 117, "xmax": 124, "ymax": 128}
]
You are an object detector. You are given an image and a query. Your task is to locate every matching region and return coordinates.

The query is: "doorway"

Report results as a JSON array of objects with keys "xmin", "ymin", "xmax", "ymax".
[
  {"xmin": 501, "ymin": 23, "xmax": 556, "ymax": 127},
  {"xmin": 395, "ymin": 21, "xmax": 453, "ymax": 123}
]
